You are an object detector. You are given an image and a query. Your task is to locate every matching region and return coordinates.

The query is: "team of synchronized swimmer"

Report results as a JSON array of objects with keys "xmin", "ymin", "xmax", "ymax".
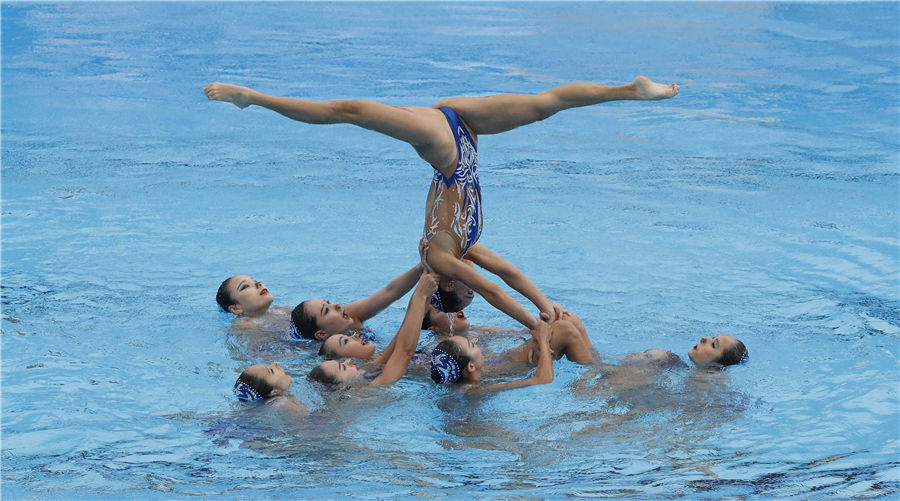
[{"xmin": 204, "ymin": 76, "xmax": 748, "ymax": 404}]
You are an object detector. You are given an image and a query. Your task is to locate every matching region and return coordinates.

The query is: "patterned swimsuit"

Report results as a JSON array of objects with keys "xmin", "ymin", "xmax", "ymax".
[{"xmin": 422, "ymin": 106, "xmax": 482, "ymax": 257}]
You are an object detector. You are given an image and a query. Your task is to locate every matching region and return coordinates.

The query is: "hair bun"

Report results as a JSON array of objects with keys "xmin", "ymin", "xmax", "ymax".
[
  {"xmin": 430, "ymin": 291, "xmax": 445, "ymax": 312},
  {"xmin": 430, "ymin": 349, "xmax": 461, "ymax": 384},
  {"xmin": 233, "ymin": 380, "xmax": 263, "ymax": 401}
]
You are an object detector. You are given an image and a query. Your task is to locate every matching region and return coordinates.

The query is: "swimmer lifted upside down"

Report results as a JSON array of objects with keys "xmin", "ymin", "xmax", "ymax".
[{"xmin": 204, "ymin": 77, "xmax": 679, "ymax": 331}]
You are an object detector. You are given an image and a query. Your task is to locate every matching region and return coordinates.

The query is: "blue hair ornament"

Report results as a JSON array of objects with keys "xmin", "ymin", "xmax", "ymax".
[
  {"xmin": 288, "ymin": 322, "xmax": 303, "ymax": 341},
  {"xmin": 430, "ymin": 291, "xmax": 445, "ymax": 312},
  {"xmin": 430, "ymin": 349, "xmax": 460, "ymax": 384},
  {"xmin": 233, "ymin": 380, "xmax": 263, "ymax": 402},
  {"xmin": 739, "ymin": 348, "xmax": 750, "ymax": 365}
]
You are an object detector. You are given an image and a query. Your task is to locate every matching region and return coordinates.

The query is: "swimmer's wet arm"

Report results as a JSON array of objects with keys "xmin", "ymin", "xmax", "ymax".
[
  {"xmin": 346, "ymin": 263, "xmax": 425, "ymax": 324},
  {"xmin": 476, "ymin": 321, "xmax": 554, "ymax": 392},
  {"xmin": 466, "ymin": 244, "xmax": 557, "ymax": 321},
  {"xmin": 531, "ymin": 322, "xmax": 555, "ymax": 383},
  {"xmin": 371, "ymin": 273, "xmax": 437, "ymax": 385},
  {"xmin": 426, "ymin": 246, "xmax": 538, "ymax": 330}
]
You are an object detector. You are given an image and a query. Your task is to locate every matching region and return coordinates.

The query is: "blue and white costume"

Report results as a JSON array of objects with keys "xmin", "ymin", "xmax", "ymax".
[{"xmin": 423, "ymin": 107, "xmax": 482, "ymax": 257}]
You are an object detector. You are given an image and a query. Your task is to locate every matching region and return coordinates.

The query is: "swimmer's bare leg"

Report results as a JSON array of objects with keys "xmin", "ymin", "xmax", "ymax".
[
  {"xmin": 203, "ymin": 82, "xmax": 456, "ymax": 167},
  {"xmin": 434, "ymin": 76, "xmax": 679, "ymax": 135},
  {"xmin": 561, "ymin": 311, "xmax": 592, "ymax": 349},
  {"xmin": 550, "ymin": 320, "xmax": 594, "ymax": 364},
  {"xmin": 511, "ymin": 319, "xmax": 592, "ymax": 363}
]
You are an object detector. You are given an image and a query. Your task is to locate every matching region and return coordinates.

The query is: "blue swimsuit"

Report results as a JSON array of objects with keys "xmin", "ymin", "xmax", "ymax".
[{"xmin": 423, "ymin": 106, "xmax": 482, "ymax": 257}]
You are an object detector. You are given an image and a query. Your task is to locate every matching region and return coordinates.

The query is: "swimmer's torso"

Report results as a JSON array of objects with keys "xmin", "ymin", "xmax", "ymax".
[{"xmin": 423, "ymin": 106, "xmax": 482, "ymax": 257}]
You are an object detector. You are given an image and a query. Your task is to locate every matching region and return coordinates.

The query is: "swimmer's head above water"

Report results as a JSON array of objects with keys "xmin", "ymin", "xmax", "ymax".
[
  {"xmin": 319, "ymin": 332, "xmax": 376, "ymax": 360},
  {"xmin": 307, "ymin": 359, "xmax": 365, "ymax": 386},
  {"xmin": 422, "ymin": 307, "xmax": 470, "ymax": 334},
  {"xmin": 429, "ymin": 277, "xmax": 475, "ymax": 313},
  {"xmin": 315, "ymin": 307, "xmax": 467, "ymax": 361},
  {"xmin": 429, "ymin": 335, "xmax": 484, "ymax": 384},
  {"xmin": 233, "ymin": 361, "xmax": 292, "ymax": 401},
  {"xmin": 291, "ymin": 299, "xmax": 356, "ymax": 340},
  {"xmin": 688, "ymin": 334, "xmax": 748, "ymax": 367},
  {"xmin": 622, "ymin": 336, "xmax": 748, "ymax": 369},
  {"xmin": 216, "ymin": 275, "xmax": 274, "ymax": 315}
]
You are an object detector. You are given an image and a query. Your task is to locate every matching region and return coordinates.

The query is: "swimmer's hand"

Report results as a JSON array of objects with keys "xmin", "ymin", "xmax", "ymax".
[
  {"xmin": 415, "ymin": 272, "xmax": 440, "ymax": 298},
  {"xmin": 539, "ymin": 302, "xmax": 565, "ymax": 323},
  {"xmin": 419, "ymin": 239, "xmax": 433, "ymax": 272}
]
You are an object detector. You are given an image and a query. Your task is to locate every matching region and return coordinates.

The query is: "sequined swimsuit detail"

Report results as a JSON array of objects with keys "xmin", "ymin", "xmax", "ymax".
[{"xmin": 423, "ymin": 106, "xmax": 482, "ymax": 257}]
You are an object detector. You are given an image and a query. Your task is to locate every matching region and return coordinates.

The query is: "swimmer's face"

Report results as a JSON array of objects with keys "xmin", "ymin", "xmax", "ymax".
[
  {"xmin": 303, "ymin": 299, "xmax": 355, "ymax": 335},
  {"xmin": 451, "ymin": 280, "xmax": 476, "ymax": 309},
  {"xmin": 225, "ymin": 275, "xmax": 274, "ymax": 315},
  {"xmin": 322, "ymin": 333, "xmax": 376, "ymax": 360},
  {"xmin": 623, "ymin": 349, "xmax": 674, "ymax": 365},
  {"xmin": 425, "ymin": 307, "xmax": 470, "ymax": 333},
  {"xmin": 439, "ymin": 277, "xmax": 476, "ymax": 310},
  {"xmin": 318, "ymin": 359, "xmax": 363, "ymax": 383},
  {"xmin": 688, "ymin": 335, "xmax": 740, "ymax": 365},
  {"xmin": 450, "ymin": 335, "xmax": 484, "ymax": 373},
  {"xmin": 244, "ymin": 362, "xmax": 292, "ymax": 394}
]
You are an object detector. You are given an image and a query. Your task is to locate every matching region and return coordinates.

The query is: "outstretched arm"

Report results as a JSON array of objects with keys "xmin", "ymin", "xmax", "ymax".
[
  {"xmin": 476, "ymin": 321, "xmax": 554, "ymax": 392},
  {"xmin": 426, "ymin": 241, "xmax": 538, "ymax": 330},
  {"xmin": 345, "ymin": 263, "xmax": 424, "ymax": 324},
  {"xmin": 466, "ymin": 243, "xmax": 561, "ymax": 322},
  {"xmin": 371, "ymin": 273, "xmax": 439, "ymax": 386}
]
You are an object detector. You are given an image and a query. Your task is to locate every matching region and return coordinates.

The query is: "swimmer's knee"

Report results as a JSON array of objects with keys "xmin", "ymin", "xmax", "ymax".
[
  {"xmin": 330, "ymin": 99, "xmax": 368, "ymax": 121},
  {"xmin": 555, "ymin": 321, "xmax": 580, "ymax": 340},
  {"xmin": 534, "ymin": 93, "xmax": 564, "ymax": 120},
  {"xmin": 566, "ymin": 312, "xmax": 582, "ymax": 324}
]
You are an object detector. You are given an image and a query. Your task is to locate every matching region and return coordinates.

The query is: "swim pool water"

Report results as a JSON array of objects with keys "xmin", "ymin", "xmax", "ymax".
[{"xmin": 2, "ymin": 2, "xmax": 898, "ymax": 499}]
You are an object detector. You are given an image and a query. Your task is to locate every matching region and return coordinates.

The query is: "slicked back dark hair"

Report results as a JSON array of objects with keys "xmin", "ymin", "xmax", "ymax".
[
  {"xmin": 291, "ymin": 301, "xmax": 319, "ymax": 339},
  {"xmin": 318, "ymin": 335, "xmax": 340, "ymax": 359},
  {"xmin": 238, "ymin": 368, "xmax": 275, "ymax": 398},
  {"xmin": 308, "ymin": 364, "xmax": 339, "ymax": 385},
  {"xmin": 436, "ymin": 288, "xmax": 464, "ymax": 313},
  {"xmin": 717, "ymin": 338, "xmax": 747, "ymax": 367},
  {"xmin": 216, "ymin": 277, "xmax": 237, "ymax": 313},
  {"xmin": 430, "ymin": 338, "xmax": 470, "ymax": 384}
]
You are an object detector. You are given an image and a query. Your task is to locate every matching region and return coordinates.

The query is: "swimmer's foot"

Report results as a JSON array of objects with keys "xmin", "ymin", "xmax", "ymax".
[
  {"xmin": 203, "ymin": 82, "xmax": 254, "ymax": 109},
  {"xmin": 630, "ymin": 76, "xmax": 679, "ymax": 100}
]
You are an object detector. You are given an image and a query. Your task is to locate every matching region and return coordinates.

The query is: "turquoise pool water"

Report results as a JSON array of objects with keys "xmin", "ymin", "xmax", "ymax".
[{"xmin": 2, "ymin": 2, "xmax": 898, "ymax": 499}]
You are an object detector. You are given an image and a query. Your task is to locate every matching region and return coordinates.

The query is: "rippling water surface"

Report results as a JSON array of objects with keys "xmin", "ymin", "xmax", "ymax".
[{"xmin": 2, "ymin": 2, "xmax": 898, "ymax": 499}]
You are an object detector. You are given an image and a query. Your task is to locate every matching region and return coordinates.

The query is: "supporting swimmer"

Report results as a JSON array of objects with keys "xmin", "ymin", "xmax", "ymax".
[
  {"xmin": 233, "ymin": 362, "xmax": 291, "ymax": 401},
  {"xmin": 217, "ymin": 275, "xmax": 276, "ymax": 316},
  {"xmin": 687, "ymin": 335, "xmax": 748, "ymax": 367},
  {"xmin": 308, "ymin": 272, "xmax": 441, "ymax": 388}
]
